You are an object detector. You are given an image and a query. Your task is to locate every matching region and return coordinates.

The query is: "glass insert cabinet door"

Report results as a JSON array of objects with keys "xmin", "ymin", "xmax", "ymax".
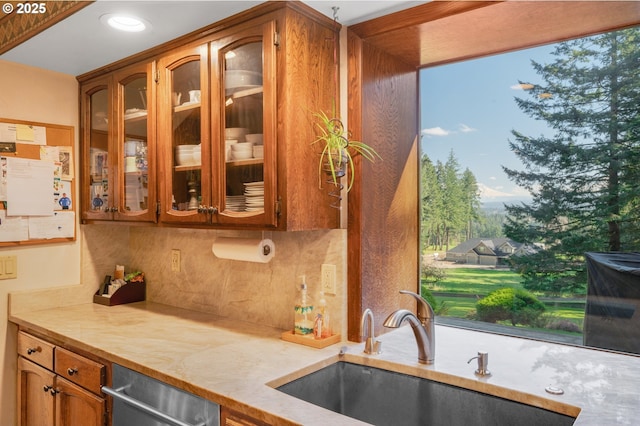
[
  {"xmin": 158, "ymin": 44, "xmax": 210, "ymax": 224},
  {"xmin": 119, "ymin": 71, "xmax": 155, "ymax": 221},
  {"xmin": 214, "ymin": 22, "xmax": 276, "ymax": 227},
  {"xmin": 84, "ymin": 81, "xmax": 112, "ymax": 220},
  {"xmin": 82, "ymin": 64, "xmax": 156, "ymax": 223}
]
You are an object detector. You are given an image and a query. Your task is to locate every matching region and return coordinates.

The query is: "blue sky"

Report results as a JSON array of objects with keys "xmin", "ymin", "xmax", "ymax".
[{"xmin": 419, "ymin": 44, "xmax": 556, "ymax": 204}]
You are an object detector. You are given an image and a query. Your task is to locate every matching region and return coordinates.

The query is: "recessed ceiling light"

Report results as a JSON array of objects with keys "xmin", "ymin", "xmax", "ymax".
[{"xmin": 100, "ymin": 13, "xmax": 150, "ymax": 33}]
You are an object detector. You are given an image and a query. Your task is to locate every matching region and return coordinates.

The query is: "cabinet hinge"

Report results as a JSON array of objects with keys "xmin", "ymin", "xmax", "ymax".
[
  {"xmin": 275, "ymin": 198, "xmax": 281, "ymax": 216},
  {"xmin": 274, "ymin": 31, "xmax": 280, "ymax": 47},
  {"xmin": 156, "ymin": 201, "xmax": 161, "ymax": 215},
  {"xmin": 154, "ymin": 70, "xmax": 159, "ymax": 83}
]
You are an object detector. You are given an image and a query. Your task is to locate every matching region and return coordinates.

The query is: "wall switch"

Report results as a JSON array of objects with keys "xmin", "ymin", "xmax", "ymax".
[
  {"xmin": 0, "ymin": 255, "xmax": 17, "ymax": 280},
  {"xmin": 171, "ymin": 249, "xmax": 181, "ymax": 272},
  {"xmin": 321, "ymin": 263, "xmax": 337, "ymax": 295}
]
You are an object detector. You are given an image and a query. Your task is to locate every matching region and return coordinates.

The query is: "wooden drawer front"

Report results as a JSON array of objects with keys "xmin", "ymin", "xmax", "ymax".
[
  {"xmin": 54, "ymin": 347, "xmax": 104, "ymax": 395},
  {"xmin": 18, "ymin": 331, "xmax": 55, "ymax": 370}
]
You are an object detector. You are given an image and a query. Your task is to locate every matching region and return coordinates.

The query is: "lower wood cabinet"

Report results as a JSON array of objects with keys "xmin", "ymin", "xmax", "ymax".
[
  {"xmin": 221, "ymin": 406, "xmax": 270, "ymax": 426},
  {"xmin": 17, "ymin": 331, "xmax": 107, "ymax": 426}
]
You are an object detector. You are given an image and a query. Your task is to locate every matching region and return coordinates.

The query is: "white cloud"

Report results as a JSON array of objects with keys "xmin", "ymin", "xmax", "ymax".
[
  {"xmin": 511, "ymin": 83, "xmax": 535, "ymax": 90},
  {"xmin": 422, "ymin": 127, "xmax": 450, "ymax": 137},
  {"xmin": 422, "ymin": 123, "xmax": 477, "ymax": 137},
  {"xmin": 477, "ymin": 182, "xmax": 533, "ymax": 202}
]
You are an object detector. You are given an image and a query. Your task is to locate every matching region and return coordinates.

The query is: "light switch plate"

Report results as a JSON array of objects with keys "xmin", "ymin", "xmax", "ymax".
[{"xmin": 0, "ymin": 255, "xmax": 17, "ymax": 280}]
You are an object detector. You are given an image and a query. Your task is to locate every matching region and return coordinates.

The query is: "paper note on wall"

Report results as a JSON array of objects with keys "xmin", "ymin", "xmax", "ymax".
[
  {"xmin": 0, "ymin": 123, "xmax": 16, "ymax": 142},
  {"xmin": 15, "ymin": 124, "xmax": 46, "ymax": 145},
  {"xmin": 0, "ymin": 210, "xmax": 29, "ymax": 242},
  {"xmin": 5, "ymin": 157, "xmax": 54, "ymax": 216},
  {"xmin": 28, "ymin": 211, "xmax": 75, "ymax": 239}
]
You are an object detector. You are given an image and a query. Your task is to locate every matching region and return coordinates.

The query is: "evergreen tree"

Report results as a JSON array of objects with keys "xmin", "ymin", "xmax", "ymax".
[
  {"xmin": 420, "ymin": 155, "xmax": 443, "ymax": 250},
  {"xmin": 460, "ymin": 168, "xmax": 481, "ymax": 240},
  {"xmin": 439, "ymin": 152, "xmax": 465, "ymax": 251},
  {"xmin": 420, "ymin": 151, "xmax": 482, "ymax": 251},
  {"xmin": 503, "ymin": 28, "xmax": 640, "ymax": 294}
]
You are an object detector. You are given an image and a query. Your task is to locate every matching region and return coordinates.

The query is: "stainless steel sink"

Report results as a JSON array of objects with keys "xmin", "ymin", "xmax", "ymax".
[{"xmin": 276, "ymin": 361, "xmax": 575, "ymax": 426}]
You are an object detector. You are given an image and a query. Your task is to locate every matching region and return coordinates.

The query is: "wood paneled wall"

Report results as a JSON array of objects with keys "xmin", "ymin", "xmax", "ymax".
[{"xmin": 347, "ymin": 32, "xmax": 419, "ymax": 341}]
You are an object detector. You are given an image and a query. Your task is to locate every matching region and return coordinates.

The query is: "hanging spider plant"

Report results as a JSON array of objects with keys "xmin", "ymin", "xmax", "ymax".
[{"xmin": 312, "ymin": 110, "xmax": 381, "ymax": 192}]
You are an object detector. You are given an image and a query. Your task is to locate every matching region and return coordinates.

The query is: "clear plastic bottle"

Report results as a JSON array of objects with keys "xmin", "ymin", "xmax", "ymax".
[
  {"xmin": 294, "ymin": 276, "xmax": 314, "ymax": 335},
  {"xmin": 314, "ymin": 291, "xmax": 332, "ymax": 339}
]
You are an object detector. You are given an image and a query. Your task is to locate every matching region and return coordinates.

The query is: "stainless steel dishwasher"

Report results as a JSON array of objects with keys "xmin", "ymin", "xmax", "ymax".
[{"xmin": 102, "ymin": 364, "xmax": 219, "ymax": 426}]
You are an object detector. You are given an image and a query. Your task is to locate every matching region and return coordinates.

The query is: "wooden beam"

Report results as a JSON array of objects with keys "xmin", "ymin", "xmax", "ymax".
[{"xmin": 0, "ymin": 1, "xmax": 93, "ymax": 55}]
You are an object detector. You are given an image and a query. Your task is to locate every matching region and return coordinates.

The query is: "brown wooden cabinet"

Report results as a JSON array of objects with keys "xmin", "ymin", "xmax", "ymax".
[
  {"xmin": 79, "ymin": 2, "xmax": 340, "ymax": 230},
  {"xmin": 17, "ymin": 357, "xmax": 55, "ymax": 425},
  {"xmin": 157, "ymin": 22, "xmax": 277, "ymax": 228},
  {"xmin": 80, "ymin": 61, "xmax": 157, "ymax": 223},
  {"xmin": 17, "ymin": 331, "xmax": 107, "ymax": 426},
  {"xmin": 221, "ymin": 406, "xmax": 270, "ymax": 426}
]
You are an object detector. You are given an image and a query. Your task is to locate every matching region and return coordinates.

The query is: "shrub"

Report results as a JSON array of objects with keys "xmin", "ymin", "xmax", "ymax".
[
  {"xmin": 421, "ymin": 263, "xmax": 446, "ymax": 288},
  {"xmin": 476, "ymin": 288, "xmax": 545, "ymax": 326},
  {"xmin": 421, "ymin": 287, "xmax": 449, "ymax": 316},
  {"xmin": 546, "ymin": 318, "xmax": 582, "ymax": 333}
]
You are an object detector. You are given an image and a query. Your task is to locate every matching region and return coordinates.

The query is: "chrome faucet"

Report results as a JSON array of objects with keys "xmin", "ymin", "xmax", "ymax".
[
  {"xmin": 361, "ymin": 308, "xmax": 382, "ymax": 354},
  {"xmin": 383, "ymin": 290, "xmax": 435, "ymax": 364}
]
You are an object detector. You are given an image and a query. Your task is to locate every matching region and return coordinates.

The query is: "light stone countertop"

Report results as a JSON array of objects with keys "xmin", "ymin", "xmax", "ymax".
[{"xmin": 9, "ymin": 301, "xmax": 640, "ymax": 425}]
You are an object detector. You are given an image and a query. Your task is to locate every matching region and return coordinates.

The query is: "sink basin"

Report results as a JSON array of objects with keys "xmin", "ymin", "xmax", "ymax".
[{"xmin": 276, "ymin": 362, "xmax": 576, "ymax": 426}]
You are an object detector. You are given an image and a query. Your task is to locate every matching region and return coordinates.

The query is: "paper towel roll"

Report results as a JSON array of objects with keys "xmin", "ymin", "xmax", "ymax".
[{"xmin": 211, "ymin": 237, "xmax": 275, "ymax": 263}]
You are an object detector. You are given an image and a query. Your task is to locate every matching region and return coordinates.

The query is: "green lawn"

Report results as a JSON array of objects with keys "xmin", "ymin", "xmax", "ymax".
[
  {"xmin": 423, "ymin": 266, "xmax": 586, "ymax": 333},
  {"xmin": 426, "ymin": 268, "xmax": 522, "ymax": 294}
]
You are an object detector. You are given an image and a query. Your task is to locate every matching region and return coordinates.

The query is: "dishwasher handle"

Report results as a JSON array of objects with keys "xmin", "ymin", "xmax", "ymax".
[{"xmin": 101, "ymin": 385, "xmax": 207, "ymax": 426}]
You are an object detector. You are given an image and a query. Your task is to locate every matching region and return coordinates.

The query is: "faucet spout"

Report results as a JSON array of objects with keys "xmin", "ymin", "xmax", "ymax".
[
  {"xmin": 361, "ymin": 308, "xmax": 382, "ymax": 354},
  {"xmin": 383, "ymin": 291, "xmax": 435, "ymax": 364},
  {"xmin": 384, "ymin": 310, "xmax": 434, "ymax": 364}
]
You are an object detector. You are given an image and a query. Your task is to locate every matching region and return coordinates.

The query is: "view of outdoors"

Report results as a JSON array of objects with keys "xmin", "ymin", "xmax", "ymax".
[{"xmin": 419, "ymin": 25, "xmax": 640, "ymax": 349}]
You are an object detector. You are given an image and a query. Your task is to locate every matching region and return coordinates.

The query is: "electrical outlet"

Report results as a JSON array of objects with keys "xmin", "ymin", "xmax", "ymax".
[
  {"xmin": 171, "ymin": 249, "xmax": 181, "ymax": 272},
  {"xmin": 321, "ymin": 263, "xmax": 337, "ymax": 295}
]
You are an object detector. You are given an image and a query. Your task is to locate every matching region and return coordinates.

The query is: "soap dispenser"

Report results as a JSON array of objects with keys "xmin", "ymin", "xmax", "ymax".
[{"xmin": 294, "ymin": 276, "xmax": 314, "ymax": 335}]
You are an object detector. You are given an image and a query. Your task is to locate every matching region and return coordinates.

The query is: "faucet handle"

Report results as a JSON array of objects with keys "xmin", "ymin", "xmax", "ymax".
[{"xmin": 399, "ymin": 290, "xmax": 434, "ymax": 323}]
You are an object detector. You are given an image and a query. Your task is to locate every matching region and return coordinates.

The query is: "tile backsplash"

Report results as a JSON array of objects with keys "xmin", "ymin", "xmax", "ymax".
[{"xmin": 82, "ymin": 225, "xmax": 346, "ymax": 335}]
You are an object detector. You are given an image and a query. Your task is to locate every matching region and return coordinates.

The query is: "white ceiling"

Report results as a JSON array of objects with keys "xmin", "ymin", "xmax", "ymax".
[{"xmin": 0, "ymin": 0, "xmax": 427, "ymax": 76}]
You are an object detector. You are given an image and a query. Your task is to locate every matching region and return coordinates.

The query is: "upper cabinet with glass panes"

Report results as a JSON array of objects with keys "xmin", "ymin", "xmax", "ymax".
[
  {"xmin": 79, "ymin": 2, "xmax": 342, "ymax": 230},
  {"xmin": 80, "ymin": 62, "xmax": 156, "ymax": 223}
]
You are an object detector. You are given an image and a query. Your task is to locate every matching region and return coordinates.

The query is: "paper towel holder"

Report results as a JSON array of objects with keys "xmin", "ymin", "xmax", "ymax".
[{"xmin": 262, "ymin": 231, "xmax": 273, "ymax": 256}]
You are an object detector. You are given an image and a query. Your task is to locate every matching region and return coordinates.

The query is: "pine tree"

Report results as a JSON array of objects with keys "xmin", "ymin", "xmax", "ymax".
[
  {"xmin": 460, "ymin": 168, "xmax": 481, "ymax": 240},
  {"xmin": 503, "ymin": 28, "xmax": 640, "ymax": 294},
  {"xmin": 420, "ymin": 155, "xmax": 443, "ymax": 250}
]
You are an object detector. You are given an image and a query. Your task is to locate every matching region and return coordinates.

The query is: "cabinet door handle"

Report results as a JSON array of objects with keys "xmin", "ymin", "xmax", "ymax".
[
  {"xmin": 50, "ymin": 387, "xmax": 60, "ymax": 396},
  {"xmin": 27, "ymin": 347, "xmax": 40, "ymax": 355},
  {"xmin": 43, "ymin": 385, "xmax": 52, "ymax": 392},
  {"xmin": 67, "ymin": 367, "xmax": 78, "ymax": 376}
]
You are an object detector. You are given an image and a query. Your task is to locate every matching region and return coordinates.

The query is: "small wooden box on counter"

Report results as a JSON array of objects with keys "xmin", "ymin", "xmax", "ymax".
[
  {"xmin": 281, "ymin": 330, "xmax": 341, "ymax": 349},
  {"xmin": 93, "ymin": 281, "xmax": 146, "ymax": 306}
]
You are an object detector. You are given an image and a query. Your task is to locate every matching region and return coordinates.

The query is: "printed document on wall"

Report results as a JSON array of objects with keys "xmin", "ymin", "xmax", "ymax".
[
  {"xmin": 28, "ymin": 211, "xmax": 75, "ymax": 239},
  {"xmin": 5, "ymin": 157, "xmax": 54, "ymax": 216},
  {"xmin": 0, "ymin": 210, "xmax": 28, "ymax": 242}
]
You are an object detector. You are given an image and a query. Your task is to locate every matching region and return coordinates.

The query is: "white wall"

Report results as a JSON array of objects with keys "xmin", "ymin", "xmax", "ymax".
[{"xmin": 0, "ymin": 59, "xmax": 80, "ymax": 425}]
